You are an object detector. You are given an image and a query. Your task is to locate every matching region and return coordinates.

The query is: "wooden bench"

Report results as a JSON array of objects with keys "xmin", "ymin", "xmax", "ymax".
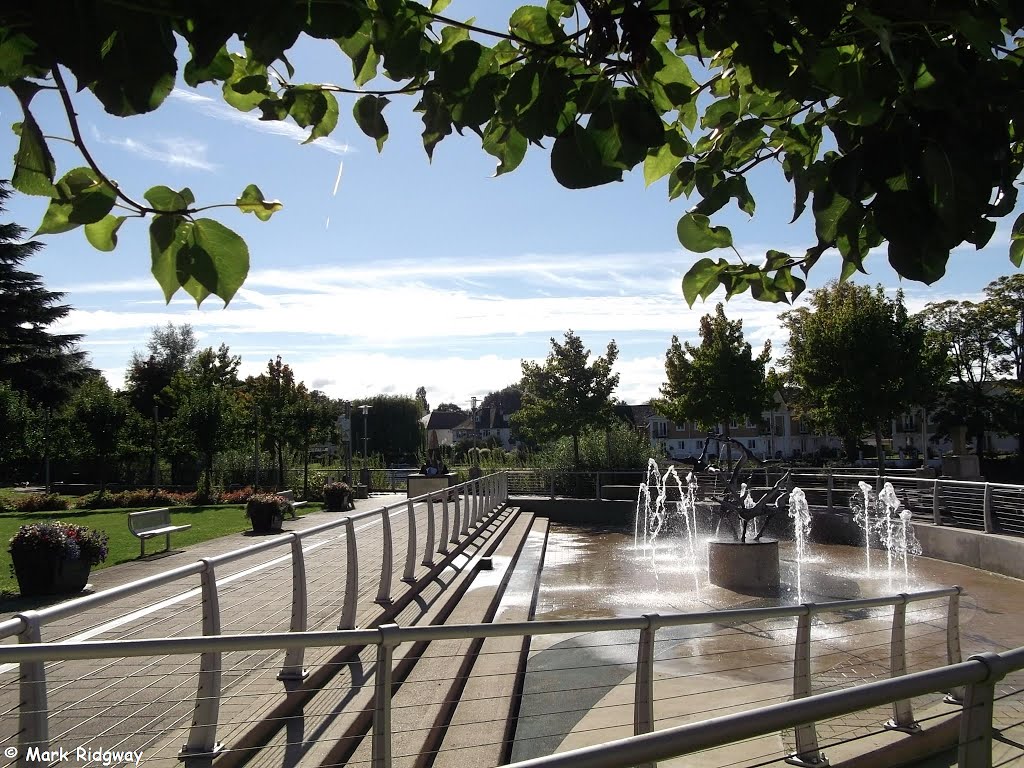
[
  {"xmin": 128, "ymin": 508, "xmax": 192, "ymax": 557},
  {"xmin": 276, "ymin": 490, "xmax": 309, "ymax": 520}
]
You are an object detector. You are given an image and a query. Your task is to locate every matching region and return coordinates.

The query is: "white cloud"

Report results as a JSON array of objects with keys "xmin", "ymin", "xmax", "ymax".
[
  {"xmin": 168, "ymin": 89, "xmax": 354, "ymax": 156},
  {"xmin": 90, "ymin": 127, "xmax": 217, "ymax": 171}
]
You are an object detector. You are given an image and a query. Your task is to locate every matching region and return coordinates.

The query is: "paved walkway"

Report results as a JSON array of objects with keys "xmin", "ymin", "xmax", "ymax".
[{"xmin": 0, "ymin": 492, "xmax": 508, "ymax": 768}]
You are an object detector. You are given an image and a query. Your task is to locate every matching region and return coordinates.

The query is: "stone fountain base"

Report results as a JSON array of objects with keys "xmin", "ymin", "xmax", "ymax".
[{"xmin": 708, "ymin": 539, "xmax": 780, "ymax": 595}]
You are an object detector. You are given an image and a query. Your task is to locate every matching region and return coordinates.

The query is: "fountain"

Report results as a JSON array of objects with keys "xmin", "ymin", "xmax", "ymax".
[
  {"xmin": 848, "ymin": 481, "xmax": 923, "ymax": 590},
  {"xmin": 634, "ymin": 460, "xmax": 921, "ymax": 601},
  {"xmin": 788, "ymin": 488, "xmax": 811, "ymax": 602}
]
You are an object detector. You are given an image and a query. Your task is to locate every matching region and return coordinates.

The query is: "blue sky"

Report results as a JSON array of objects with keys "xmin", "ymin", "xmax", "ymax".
[{"xmin": 1, "ymin": 2, "xmax": 1021, "ymax": 410}]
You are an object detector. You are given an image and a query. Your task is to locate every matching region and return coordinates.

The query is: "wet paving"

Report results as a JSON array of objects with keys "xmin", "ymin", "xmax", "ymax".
[{"xmin": 512, "ymin": 522, "xmax": 1024, "ymax": 767}]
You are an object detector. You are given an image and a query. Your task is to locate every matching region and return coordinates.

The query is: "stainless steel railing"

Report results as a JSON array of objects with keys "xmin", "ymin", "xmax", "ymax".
[
  {"xmin": 0, "ymin": 586, "xmax": 966, "ymax": 768},
  {"xmin": 0, "ymin": 472, "xmax": 510, "ymax": 765}
]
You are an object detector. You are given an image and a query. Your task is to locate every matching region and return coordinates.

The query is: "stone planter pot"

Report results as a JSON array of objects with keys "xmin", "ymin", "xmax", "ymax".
[
  {"xmin": 247, "ymin": 504, "xmax": 284, "ymax": 533},
  {"xmin": 12, "ymin": 552, "xmax": 92, "ymax": 597}
]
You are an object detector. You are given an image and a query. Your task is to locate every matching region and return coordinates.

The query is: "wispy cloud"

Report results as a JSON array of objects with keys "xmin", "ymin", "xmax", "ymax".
[
  {"xmin": 90, "ymin": 127, "xmax": 217, "ymax": 171},
  {"xmin": 169, "ymin": 89, "xmax": 354, "ymax": 156}
]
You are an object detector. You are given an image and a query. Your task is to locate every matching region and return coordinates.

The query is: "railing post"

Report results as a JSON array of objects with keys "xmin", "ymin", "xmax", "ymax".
[
  {"xmin": 933, "ymin": 479, "xmax": 942, "ymax": 525},
  {"xmin": 787, "ymin": 606, "xmax": 826, "ymax": 767},
  {"xmin": 826, "ymin": 470, "xmax": 833, "ymax": 512},
  {"xmin": 439, "ymin": 493, "xmax": 451, "ymax": 553},
  {"xmin": 279, "ymin": 534, "xmax": 309, "ymax": 680},
  {"xmin": 982, "ymin": 482, "xmax": 994, "ymax": 533},
  {"xmin": 422, "ymin": 494, "xmax": 436, "ymax": 566},
  {"xmin": 634, "ymin": 614, "xmax": 658, "ymax": 762},
  {"xmin": 376, "ymin": 506, "xmax": 394, "ymax": 604},
  {"xmin": 458, "ymin": 487, "xmax": 469, "ymax": 536},
  {"xmin": 16, "ymin": 611, "xmax": 48, "ymax": 764},
  {"xmin": 180, "ymin": 559, "xmax": 223, "ymax": 765},
  {"xmin": 339, "ymin": 517, "xmax": 359, "ymax": 629},
  {"xmin": 886, "ymin": 596, "xmax": 919, "ymax": 732},
  {"xmin": 472, "ymin": 480, "xmax": 480, "ymax": 525},
  {"xmin": 402, "ymin": 500, "xmax": 417, "ymax": 583},
  {"xmin": 958, "ymin": 652, "xmax": 1008, "ymax": 768},
  {"xmin": 945, "ymin": 587, "xmax": 965, "ymax": 704},
  {"xmin": 372, "ymin": 624, "xmax": 401, "ymax": 768}
]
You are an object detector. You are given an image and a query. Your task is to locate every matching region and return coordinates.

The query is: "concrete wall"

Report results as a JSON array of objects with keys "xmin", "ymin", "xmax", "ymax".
[
  {"xmin": 509, "ymin": 497, "xmax": 634, "ymax": 526},
  {"xmin": 912, "ymin": 522, "xmax": 1024, "ymax": 581}
]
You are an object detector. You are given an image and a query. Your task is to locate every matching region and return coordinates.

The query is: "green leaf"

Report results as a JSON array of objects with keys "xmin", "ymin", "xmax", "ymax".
[
  {"xmin": 353, "ymin": 95, "xmax": 390, "ymax": 152},
  {"xmin": 150, "ymin": 214, "xmax": 193, "ymax": 303},
  {"xmin": 84, "ymin": 214, "xmax": 126, "ymax": 251},
  {"xmin": 36, "ymin": 167, "xmax": 117, "ymax": 235},
  {"xmin": 682, "ymin": 257, "xmax": 725, "ymax": 306},
  {"xmin": 1009, "ymin": 212, "xmax": 1024, "ymax": 267},
  {"xmin": 223, "ymin": 53, "xmax": 272, "ymax": 112},
  {"xmin": 144, "ymin": 185, "xmax": 195, "ymax": 212},
  {"xmin": 11, "ymin": 109, "xmax": 56, "ymax": 196},
  {"xmin": 765, "ymin": 250, "xmax": 791, "ymax": 270},
  {"xmin": 149, "ymin": 215, "xmax": 249, "ymax": 306},
  {"xmin": 482, "ymin": 120, "xmax": 527, "ymax": 176},
  {"xmin": 550, "ymin": 123, "xmax": 622, "ymax": 188},
  {"xmin": 431, "ymin": 0, "xmax": 453, "ymax": 11},
  {"xmin": 189, "ymin": 218, "xmax": 250, "ymax": 306},
  {"xmin": 812, "ymin": 188, "xmax": 852, "ymax": 244},
  {"xmin": 235, "ymin": 184, "xmax": 283, "ymax": 221},
  {"xmin": 510, "ymin": 6, "xmax": 563, "ymax": 45},
  {"xmin": 287, "ymin": 88, "xmax": 340, "ymax": 143},
  {"xmin": 677, "ymin": 213, "xmax": 733, "ymax": 252},
  {"xmin": 416, "ymin": 90, "xmax": 452, "ymax": 160}
]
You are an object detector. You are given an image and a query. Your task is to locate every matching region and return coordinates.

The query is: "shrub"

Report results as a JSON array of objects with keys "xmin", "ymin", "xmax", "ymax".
[
  {"xmin": 221, "ymin": 486, "xmax": 254, "ymax": 504},
  {"xmin": 9, "ymin": 521, "xmax": 109, "ymax": 565},
  {"xmin": 322, "ymin": 482, "xmax": 352, "ymax": 511},
  {"xmin": 12, "ymin": 493, "xmax": 69, "ymax": 513}
]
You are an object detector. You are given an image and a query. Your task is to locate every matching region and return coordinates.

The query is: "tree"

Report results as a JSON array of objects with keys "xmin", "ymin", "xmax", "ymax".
[
  {"xmin": 482, "ymin": 385, "xmax": 523, "ymax": 414},
  {"xmin": 654, "ymin": 303, "xmax": 771, "ymax": 466},
  {"xmin": 65, "ymin": 375, "xmax": 129, "ymax": 493},
  {"xmin": 351, "ymin": 395, "xmax": 424, "ymax": 463},
  {"xmin": 245, "ymin": 356, "xmax": 299, "ymax": 487},
  {"xmin": 782, "ymin": 283, "xmax": 939, "ymax": 469},
  {"xmin": 164, "ymin": 345, "xmax": 243, "ymax": 497},
  {"xmin": 514, "ymin": 331, "xmax": 619, "ymax": 469},
  {"xmin": 921, "ymin": 299, "xmax": 1003, "ymax": 456},
  {"xmin": 0, "ymin": 182, "xmax": 93, "ymax": 407},
  {"xmin": 291, "ymin": 386, "xmax": 337, "ymax": 498},
  {"xmin": 3, "ymin": 4, "xmax": 1023, "ymax": 306},
  {"xmin": 434, "ymin": 402, "xmax": 464, "ymax": 413},
  {"xmin": 125, "ymin": 322, "xmax": 198, "ymax": 416},
  {"xmin": 415, "ymin": 386, "xmax": 429, "ymax": 416},
  {"xmin": 983, "ymin": 275, "xmax": 1024, "ymax": 463}
]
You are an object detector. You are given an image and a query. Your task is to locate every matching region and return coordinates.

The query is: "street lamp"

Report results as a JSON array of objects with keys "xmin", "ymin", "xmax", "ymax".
[
  {"xmin": 358, "ymin": 404, "xmax": 372, "ymax": 492},
  {"xmin": 359, "ymin": 404, "xmax": 372, "ymax": 464}
]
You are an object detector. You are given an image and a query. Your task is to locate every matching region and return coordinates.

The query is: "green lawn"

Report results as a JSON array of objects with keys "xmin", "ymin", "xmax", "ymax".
[{"xmin": 0, "ymin": 500, "xmax": 324, "ymax": 596}]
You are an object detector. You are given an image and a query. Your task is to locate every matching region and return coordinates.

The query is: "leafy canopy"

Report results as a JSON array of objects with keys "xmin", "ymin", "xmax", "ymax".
[
  {"xmin": 781, "ymin": 281, "xmax": 939, "ymax": 464},
  {"xmin": 4, "ymin": 2, "xmax": 1024, "ymax": 305},
  {"xmin": 514, "ymin": 330, "xmax": 619, "ymax": 467},
  {"xmin": 653, "ymin": 302, "xmax": 771, "ymax": 432}
]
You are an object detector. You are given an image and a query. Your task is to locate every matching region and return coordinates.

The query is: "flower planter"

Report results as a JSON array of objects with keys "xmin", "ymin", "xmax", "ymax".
[{"xmin": 12, "ymin": 551, "xmax": 92, "ymax": 597}]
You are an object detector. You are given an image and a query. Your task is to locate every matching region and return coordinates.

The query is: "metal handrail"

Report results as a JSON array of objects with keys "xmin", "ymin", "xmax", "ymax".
[
  {"xmin": 503, "ymin": 647, "xmax": 1024, "ymax": 768},
  {"xmin": 2, "ymin": 585, "xmax": 965, "ymax": 768}
]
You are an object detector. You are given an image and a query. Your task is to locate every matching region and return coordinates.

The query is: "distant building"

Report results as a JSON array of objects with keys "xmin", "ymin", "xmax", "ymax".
[
  {"xmin": 424, "ymin": 410, "xmax": 469, "ymax": 447},
  {"xmin": 453, "ymin": 407, "xmax": 514, "ymax": 450}
]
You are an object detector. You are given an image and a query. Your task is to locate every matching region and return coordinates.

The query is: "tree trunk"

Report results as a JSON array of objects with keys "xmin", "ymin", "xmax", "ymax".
[
  {"xmin": 276, "ymin": 439, "xmax": 285, "ymax": 489},
  {"xmin": 204, "ymin": 452, "xmax": 214, "ymax": 499},
  {"xmin": 844, "ymin": 434, "xmax": 859, "ymax": 463},
  {"xmin": 99, "ymin": 452, "xmax": 106, "ymax": 494},
  {"xmin": 303, "ymin": 441, "xmax": 310, "ymax": 500},
  {"xmin": 874, "ymin": 424, "xmax": 885, "ymax": 475},
  {"xmin": 572, "ymin": 433, "xmax": 580, "ymax": 470}
]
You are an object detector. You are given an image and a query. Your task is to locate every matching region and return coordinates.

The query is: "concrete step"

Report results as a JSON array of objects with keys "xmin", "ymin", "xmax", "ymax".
[
  {"xmin": 235, "ymin": 506, "xmax": 530, "ymax": 768},
  {"xmin": 432, "ymin": 516, "xmax": 550, "ymax": 768},
  {"xmin": 332, "ymin": 509, "xmax": 538, "ymax": 768}
]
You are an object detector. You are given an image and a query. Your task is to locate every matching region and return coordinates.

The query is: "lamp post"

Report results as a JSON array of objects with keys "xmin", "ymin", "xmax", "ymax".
[
  {"xmin": 469, "ymin": 397, "xmax": 481, "ymax": 479},
  {"xmin": 358, "ymin": 404, "xmax": 372, "ymax": 491}
]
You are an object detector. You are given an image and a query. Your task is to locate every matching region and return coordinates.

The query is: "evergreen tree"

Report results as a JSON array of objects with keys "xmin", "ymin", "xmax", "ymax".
[{"xmin": 0, "ymin": 182, "xmax": 92, "ymax": 406}]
